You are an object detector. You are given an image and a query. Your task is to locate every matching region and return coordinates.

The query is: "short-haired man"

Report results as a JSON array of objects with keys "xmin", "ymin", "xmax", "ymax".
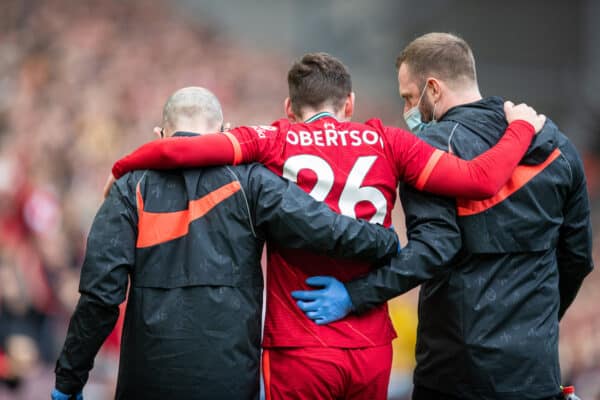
[
  {"xmin": 296, "ymin": 33, "xmax": 594, "ymax": 400},
  {"xmin": 105, "ymin": 54, "xmax": 544, "ymax": 399},
  {"xmin": 50, "ymin": 87, "xmax": 402, "ymax": 400}
]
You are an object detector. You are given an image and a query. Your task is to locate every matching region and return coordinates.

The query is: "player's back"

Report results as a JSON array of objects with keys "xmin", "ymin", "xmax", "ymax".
[{"xmin": 254, "ymin": 113, "xmax": 399, "ymax": 347}]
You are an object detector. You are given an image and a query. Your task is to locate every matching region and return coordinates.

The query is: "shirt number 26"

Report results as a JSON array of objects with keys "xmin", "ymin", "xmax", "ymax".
[{"xmin": 283, "ymin": 155, "xmax": 387, "ymax": 224}]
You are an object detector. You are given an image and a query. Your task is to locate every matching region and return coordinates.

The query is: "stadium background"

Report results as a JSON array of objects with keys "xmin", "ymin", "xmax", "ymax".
[{"xmin": 0, "ymin": 0, "xmax": 598, "ymax": 398}]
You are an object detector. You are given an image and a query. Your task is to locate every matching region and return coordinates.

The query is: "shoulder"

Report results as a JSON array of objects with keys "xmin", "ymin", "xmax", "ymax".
[
  {"xmin": 229, "ymin": 163, "xmax": 282, "ymax": 187},
  {"xmin": 114, "ymin": 170, "xmax": 147, "ymax": 197},
  {"xmin": 236, "ymin": 121, "xmax": 283, "ymax": 136},
  {"xmin": 418, "ymin": 121, "xmax": 460, "ymax": 151},
  {"xmin": 364, "ymin": 118, "xmax": 385, "ymax": 131},
  {"xmin": 231, "ymin": 119, "xmax": 288, "ymax": 139},
  {"xmin": 556, "ymin": 132, "xmax": 585, "ymax": 184},
  {"xmin": 553, "ymin": 122, "xmax": 582, "ymax": 164},
  {"xmin": 272, "ymin": 118, "xmax": 291, "ymax": 129},
  {"xmin": 362, "ymin": 119, "xmax": 411, "ymax": 150}
]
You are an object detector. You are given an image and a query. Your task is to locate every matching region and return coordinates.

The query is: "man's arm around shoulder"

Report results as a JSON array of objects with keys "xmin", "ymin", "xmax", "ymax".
[
  {"xmin": 241, "ymin": 164, "xmax": 399, "ymax": 262},
  {"xmin": 294, "ymin": 125, "xmax": 462, "ymax": 320},
  {"xmin": 346, "ymin": 183, "xmax": 461, "ymax": 313}
]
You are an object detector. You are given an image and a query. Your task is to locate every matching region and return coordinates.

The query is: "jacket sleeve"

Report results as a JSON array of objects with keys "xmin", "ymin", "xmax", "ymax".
[
  {"xmin": 345, "ymin": 183, "xmax": 462, "ymax": 313},
  {"xmin": 556, "ymin": 142, "xmax": 594, "ymax": 319},
  {"xmin": 245, "ymin": 165, "xmax": 398, "ymax": 262},
  {"xmin": 345, "ymin": 126, "xmax": 462, "ymax": 314},
  {"xmin": 54, "ymin": 176, "xmax": 138, "ymax": 394}
]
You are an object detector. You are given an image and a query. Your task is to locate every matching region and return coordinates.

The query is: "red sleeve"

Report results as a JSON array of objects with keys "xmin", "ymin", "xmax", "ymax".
[
  {"xmin": 419, "ymin": 120, "xmax": 535, "ymax": 199},
  {"xmin": 227, "ymin": 121, "xmax": 286, "ymax": 164},
  {"xmin": 387, "ymin": 125, "xmax": 437, "ymax": 183},
  {"xmin": 112, "ymin": 133, "xmax": 235, "ymax": 178},
  {"xmin": 111, "ymin": 119, "xmax": 288, "ymax": 178}
]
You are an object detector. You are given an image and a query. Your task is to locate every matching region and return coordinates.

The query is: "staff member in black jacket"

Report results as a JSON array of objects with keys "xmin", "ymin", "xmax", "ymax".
[
  {"xmin": 294, "ymin": 33, "xmax": 593, "ymax": 400},
  {"xmin": 51, "ymin": 87, "xmax": 399, "ymax": 400}
]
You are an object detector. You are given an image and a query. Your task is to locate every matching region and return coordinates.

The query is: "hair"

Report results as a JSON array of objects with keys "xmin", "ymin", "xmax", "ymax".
[
  {"xmin": 396, "ymin": 32, "xmax": 477, "ymax": 88},
  {"xmin": 287, "ymin": 52, "xmax": 352, "ymax": 116},
  {"xmin": 162, "ymin": 87, "xmax": 223, "ymax": 132}
]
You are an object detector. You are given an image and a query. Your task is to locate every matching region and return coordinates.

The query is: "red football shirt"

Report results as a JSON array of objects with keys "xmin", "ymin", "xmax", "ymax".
[{"xmin": 228, "ymin": 112, "xmax": 434, "ymax": 347}]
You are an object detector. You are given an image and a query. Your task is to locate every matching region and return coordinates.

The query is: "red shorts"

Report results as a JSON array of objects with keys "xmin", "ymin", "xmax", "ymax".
[{"xmin": 263, "ymin": 345, "xmax": 392, "ymax": 400}]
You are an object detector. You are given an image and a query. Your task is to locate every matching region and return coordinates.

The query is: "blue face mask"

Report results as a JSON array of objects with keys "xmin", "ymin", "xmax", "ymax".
[
  {"xmin": 403, "ymin": 83, "xmax": 436, "ymax": 133},
  {"xmin": 403, "ymin": 107, "xmax": 428, "ymax": 133}
]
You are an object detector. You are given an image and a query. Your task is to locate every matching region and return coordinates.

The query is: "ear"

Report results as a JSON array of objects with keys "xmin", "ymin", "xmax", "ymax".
[
  {"xmin": 284, "ymin": 97, "xmax": 296, "ymax": 122},
  {"xmin": 343, "ymin": 92, "xmax": 355, "ymax": 119},
  {"xmin": 153, "ymin": 126, "xmax": 163, "ymax": 139},
  {"xmin": 427, "ymin": 78, "xmax": 442, "ymax": 103}
]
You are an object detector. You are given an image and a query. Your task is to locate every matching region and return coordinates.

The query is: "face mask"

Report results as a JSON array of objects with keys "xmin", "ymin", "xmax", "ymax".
[
  {"xmin": 404, "ymin": 107, "xmax": 427, "ymax": 133},
  {"xmin": 403, "ymin": 82, "xmax": 436, "ymax": 133}
]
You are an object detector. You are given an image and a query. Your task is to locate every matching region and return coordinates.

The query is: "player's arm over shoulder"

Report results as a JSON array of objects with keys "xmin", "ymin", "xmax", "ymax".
[
  {"xmin": 227, "ymin": 119, "xmax": 288, "ymax": 164},
  {"xmin": 389, "ymin": 120, "xmax": 537, "ymax": 199},
  {"xmin": 383, "ymin": 122, "xmax": 453, "ymax": 185}
]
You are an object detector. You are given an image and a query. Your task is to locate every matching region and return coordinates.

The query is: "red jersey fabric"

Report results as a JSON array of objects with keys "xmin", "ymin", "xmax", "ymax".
[{"xmin": 228, "ymin": 114, "xmax": 435, "ymax": 347}]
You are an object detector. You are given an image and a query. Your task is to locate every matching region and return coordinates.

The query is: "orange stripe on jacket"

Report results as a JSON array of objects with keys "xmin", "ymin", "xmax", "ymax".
[
  {"xmin": 136, "ymin": 180, "xmax": 241, "ymax": 248},
  {"xmin": 223, "ymin": 132, "xmax": 243, "ymax": 165},
  {"xmin": 415, "ymin": 149, "xmax": 444, "ymax": 190},
  {"xmin": 457, "ymin": 148, "xmax": 561, "ymax": 216},
  {"xmin": 263, "ymin": 349, "xmax": 272, "ymax": 400}
]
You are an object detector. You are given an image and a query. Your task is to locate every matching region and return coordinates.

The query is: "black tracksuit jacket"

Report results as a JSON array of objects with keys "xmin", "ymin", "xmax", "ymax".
[
  {"xmin": 54, "ymin": 140, "xmax": 398, "ymax": 399},
  {"xmin": 346, "ymin": 97, "xmax": 594, "ymax": 400}
]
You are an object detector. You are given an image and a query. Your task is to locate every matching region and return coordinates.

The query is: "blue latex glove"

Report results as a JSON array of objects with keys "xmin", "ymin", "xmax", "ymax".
[
  {"xmin": 51, "ymin": 388, "xmax": 83, "ymax": 400},
  {"xmin": 291, "ymin": 276, "xmax": 353, "ymax": 325}
]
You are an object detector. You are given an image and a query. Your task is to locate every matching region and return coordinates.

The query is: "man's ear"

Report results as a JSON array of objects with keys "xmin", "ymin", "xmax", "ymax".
[
  {"xmin": 284, "ymin": 97, "xmax": 296, "ymax": 122},
  {"xmin": 153, "ymin": 126, "xmax": 163, "ymax": 139},
  {"xmin": 343, "ymin": 92, "xmax": 355, "ymax": 119},
  {"xmin": 427, "ymin": 78, "xmax": 442, "ymax": 103}
]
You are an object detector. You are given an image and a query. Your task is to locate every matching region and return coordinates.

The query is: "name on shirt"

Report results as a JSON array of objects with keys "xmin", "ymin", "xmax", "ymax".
[{"xmin": 285, "ymin": 123, "xmax": 383, "ymax": 148}]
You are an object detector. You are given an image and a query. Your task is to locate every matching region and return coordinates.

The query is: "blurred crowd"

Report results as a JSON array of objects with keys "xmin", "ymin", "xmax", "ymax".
[
  {"xmin": 0, "ymin": 0, "xmax": 291, "ymax": 398},
  {"xmin": 0, "ymin": 0, "xmax": 598, "ymax": 399}
]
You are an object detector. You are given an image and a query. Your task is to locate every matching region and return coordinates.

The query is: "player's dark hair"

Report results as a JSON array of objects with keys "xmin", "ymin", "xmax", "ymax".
[
  {"xmin": 396, "ymin": 32, "xmax": 477, "ymax": 88},
  {"xmin": 287, "ymin": 52, "xmax": 352, "ymax": 116}
]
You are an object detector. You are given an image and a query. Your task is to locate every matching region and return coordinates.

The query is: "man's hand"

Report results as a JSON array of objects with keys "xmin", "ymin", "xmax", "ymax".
[
  {"xmin": 504, "ymin": 101, "xmax": 546, "ymax": 133},
  {"xmin": 51, "ymin": 388, "xmax": 83, "ymax": 400},
  {"xmin": 291, "ymin": 276, "xmax": 354, "ymax": 325},
  {"xmin": 102, "ymin": 173, "xmax": 116, "ymax": 199}
]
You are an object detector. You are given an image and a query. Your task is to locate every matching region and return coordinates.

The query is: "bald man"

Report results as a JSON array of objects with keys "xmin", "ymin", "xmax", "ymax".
[
  {"xmin": 51, "ymin": 87, "xmax": 399, "ymax": 400},
  {"xmin": 160, "ymin": 86, "xmax": 225, "ymax": 135}
]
